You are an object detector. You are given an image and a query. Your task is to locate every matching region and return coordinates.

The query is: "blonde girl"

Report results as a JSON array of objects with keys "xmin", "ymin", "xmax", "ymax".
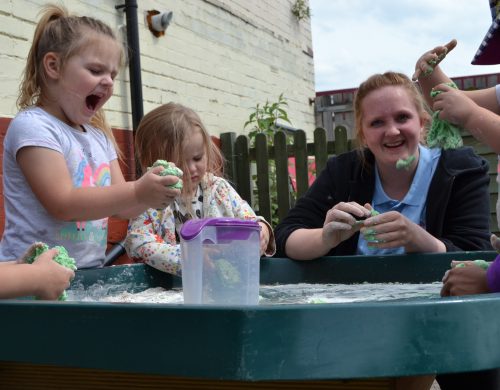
[
  {"xmin": 0, "ymin": 4, "xmax": 179, "ymax": 269},
  {"xmin": 126, "ymin": 102, "xmax": 275, "ymax": 275}
]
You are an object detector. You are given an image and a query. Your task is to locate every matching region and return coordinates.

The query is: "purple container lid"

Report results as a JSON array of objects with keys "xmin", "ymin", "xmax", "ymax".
[{"xmin": 180, "ymin": 217, "xmax": 260, "ymax": 241}]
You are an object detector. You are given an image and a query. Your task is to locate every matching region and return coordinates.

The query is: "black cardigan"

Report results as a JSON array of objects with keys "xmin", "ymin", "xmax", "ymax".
[{"xmin": 275, "ymin": 147, "xmax": 493, "ymax": 257}]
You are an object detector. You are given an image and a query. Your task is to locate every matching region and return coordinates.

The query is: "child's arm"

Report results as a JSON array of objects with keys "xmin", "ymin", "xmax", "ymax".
[
  {"xmin": 108, "ymin": 160, "xmax": 180, "ymax": 219},
  {"xmin": 415, "ymin": 40, "xmax": 500, "ymax": 152},
  {"xmin": 413, "ymin": 39, "xmax": 457, "ymax": 106},
  {"xmin": 0, "ymin": 249, "xmax": 74, "ymax": 300},
  {"xmin": 124, "ymin": 208, "xmax": 182, "ymax": 276},
  {"xmin": 432, "ymin": 84, "xmax": 500, "ymax": 153},
  {"xmin": 17, "ymin": 148, "xmax": 180, "ymax": 221}
]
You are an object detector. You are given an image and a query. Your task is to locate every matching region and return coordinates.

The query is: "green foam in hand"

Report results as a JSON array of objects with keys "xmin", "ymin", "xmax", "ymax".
[
  {"xmin": 427, "ymin": 82, "xmax": 463, "ymax": 150},
  {"xmin": 454, "ymin": 259, "xmax": 491, "ymax": 270},
  {"xmin": 24, "ymin": 243, "xmax": 77, "ymax": 301},
  {"xmin": 150, "ymin": 160, "xmax": 183, "ymax": 190}
]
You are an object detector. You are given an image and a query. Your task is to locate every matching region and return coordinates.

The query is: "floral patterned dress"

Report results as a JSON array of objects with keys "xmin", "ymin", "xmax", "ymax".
[{"xmin": 125, "ymin": 173, "xmax": 274, "ymax": 275}]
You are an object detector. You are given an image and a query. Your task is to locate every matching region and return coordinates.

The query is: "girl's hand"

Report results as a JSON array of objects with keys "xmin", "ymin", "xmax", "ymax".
[
  {"xmin": 441, "ymin": 261, "xmax": 489, "ymax": 296},
  {"xmin": 32, "ymin": 249, "xmax": 75, "ymax": 300},
  {"xmin": 258, "ymin": 221, "xmax": 270, "ymax": 256},
  {"xmin": 412, "ymin": 39, "xmax": 457, "ymax": 81},
  {"xmin": 431, "ymin": 83, "xmax": 477, "ymax": 127},
  {"xmin": 322, "ymin": 202, "xmax": 371, "ymax": 248},
  {"xmin": 134, "ymin": 167, "xmax": 181, "ymax": 209}
]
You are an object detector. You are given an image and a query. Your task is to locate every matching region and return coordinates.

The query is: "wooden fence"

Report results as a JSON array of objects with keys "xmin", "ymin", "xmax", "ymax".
[{"xmin": 219, "ymin": 126, "xmax": 499, "ymax": 235}]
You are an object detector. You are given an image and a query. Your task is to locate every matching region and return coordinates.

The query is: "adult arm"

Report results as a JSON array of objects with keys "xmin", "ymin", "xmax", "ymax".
[
  {"xmin": 430, "ymin": 149, "xmax": 492, "ymax": 252},
  {"xmin": 274, "ymin": 155, "xmax": 370, "ymax": 259}
]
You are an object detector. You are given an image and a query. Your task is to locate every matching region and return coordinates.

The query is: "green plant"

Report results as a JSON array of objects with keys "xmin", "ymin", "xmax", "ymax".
[
  {"xmin": 244, "ymin": 94, "xmax": 295, "ymax": 226},
  {"xmin": 244, "ymin": 93, "xmax": 291, "ymax": 146},
  {"xmin": 291, "ymin": 0, "xmax": 311, "ymax": 21}
]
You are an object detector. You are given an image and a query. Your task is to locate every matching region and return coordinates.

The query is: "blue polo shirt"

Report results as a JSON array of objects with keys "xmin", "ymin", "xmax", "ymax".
[{"xmin": 357, "ymin": 145, "xmax": 442, "ymax": 255}]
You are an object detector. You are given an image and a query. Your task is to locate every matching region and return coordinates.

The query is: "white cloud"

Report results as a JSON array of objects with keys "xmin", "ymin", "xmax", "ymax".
[{"xmin": 310, "ymin": 0, "xmax": 500, "ymax": 91}]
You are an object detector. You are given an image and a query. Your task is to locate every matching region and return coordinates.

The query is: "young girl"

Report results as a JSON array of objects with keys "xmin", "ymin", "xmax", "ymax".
[
  {"xmin": 125, "ymin": 102, "xmax": 275, "ymax": 275},
  {"xmin": 0, "ymin": 5, "xmax": 179, "ymax": 269}
]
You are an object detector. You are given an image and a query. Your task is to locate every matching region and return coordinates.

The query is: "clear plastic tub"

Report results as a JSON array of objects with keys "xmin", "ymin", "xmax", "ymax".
[{"xmin": 180, "ymin": 218, "xmax": 260, "ymax": 305}]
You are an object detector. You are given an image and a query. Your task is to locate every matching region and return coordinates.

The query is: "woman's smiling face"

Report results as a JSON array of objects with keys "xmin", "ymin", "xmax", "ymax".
[{"xmin": 360, "ymin": 85, "xmax": 424, "ymax": 170}]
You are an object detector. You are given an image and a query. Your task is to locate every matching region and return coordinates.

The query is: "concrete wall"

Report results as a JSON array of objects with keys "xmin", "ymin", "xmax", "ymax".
[{"xmin": 0, "ymin": 0, "xmax": 315, "ymax": 136}]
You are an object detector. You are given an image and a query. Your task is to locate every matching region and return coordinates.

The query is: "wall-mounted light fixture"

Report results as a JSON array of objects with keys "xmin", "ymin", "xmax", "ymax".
[{"xmin": 146, "ymin": 10, "xmax": 173, "ymax": 37}]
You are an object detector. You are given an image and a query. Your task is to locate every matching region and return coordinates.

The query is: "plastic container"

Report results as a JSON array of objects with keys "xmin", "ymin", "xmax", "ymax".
[{"xmin": 180, "ymin": 217, "xmax": 261, "ymax": 305}]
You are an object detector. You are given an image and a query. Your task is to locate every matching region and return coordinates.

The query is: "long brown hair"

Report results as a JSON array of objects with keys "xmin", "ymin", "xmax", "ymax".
[
  {"xmin": 18, "ymin": 3, "xmax": 123, "ymax": 152},
  {"xmin": 134, "ymin": 102, "xmax": 224, "ymax": 198}
]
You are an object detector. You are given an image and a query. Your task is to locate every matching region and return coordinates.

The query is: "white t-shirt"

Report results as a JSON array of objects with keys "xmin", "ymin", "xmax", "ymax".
[{"xmin": 0, "ymin": 107, "xmax": 117, "ymax": 268}]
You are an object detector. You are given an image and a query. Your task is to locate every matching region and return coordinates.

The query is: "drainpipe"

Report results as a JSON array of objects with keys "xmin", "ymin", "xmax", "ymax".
[
  {"xmin": 106, "ymin": 0, "xmax": 144, "ymax": 266},
  {"xmin": 116, "ymin": 0, "xmax": 144, "ymax": 137}
]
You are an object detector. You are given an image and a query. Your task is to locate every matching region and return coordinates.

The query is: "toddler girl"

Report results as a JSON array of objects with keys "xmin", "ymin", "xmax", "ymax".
[{"xmin": 125, "ymin": 102, "xmax": 275, "ymax": 275}]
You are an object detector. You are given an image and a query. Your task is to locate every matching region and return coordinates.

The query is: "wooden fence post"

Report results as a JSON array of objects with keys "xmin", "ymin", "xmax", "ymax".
[
  {"xmin": 220, "ymin": 132, "xmax": 237, "ymax": 184},
  {"xmin": 234, "ymin": 135, "xmax": 252, "ymax": 204},
  {"xmin": 314, "ymin": 127, "xmax": 328, "ymax": 174},
  {"xmin": 294, "ymin": 130, "xmax": 309, "ymax": 198},
  {"xmin": 334, "ymin": 125, "xmax": 349, "ymax": 155},
  {"xmin": 274, "ymin": 131, "xmax": 292, "ymax": 222},
  {"xmin": 255, "ymin": 133, "xmax": 272, "ymax": 222}
]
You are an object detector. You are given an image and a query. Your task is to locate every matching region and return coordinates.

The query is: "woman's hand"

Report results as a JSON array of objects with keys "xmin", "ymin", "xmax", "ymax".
[
  {"xmin": 322, "ymin": 202, "xmax": 371, "ymax": 248},
  {"xmin": 360, "ymin": 211, "xmax": 445, "ymax": 253}
]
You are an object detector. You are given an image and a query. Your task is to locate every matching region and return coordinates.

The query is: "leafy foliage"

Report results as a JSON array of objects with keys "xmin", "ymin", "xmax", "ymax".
[
  {"xmin": 244, "ymin": 93, "xmax": 291, "ymax": 146},
  {"xmin": 244, "ymin": 94, "xmax": 295, "ymax": 226},
  {"xmin": 291, "ymin": 0, "xmax": 311, "ymax": 21}
]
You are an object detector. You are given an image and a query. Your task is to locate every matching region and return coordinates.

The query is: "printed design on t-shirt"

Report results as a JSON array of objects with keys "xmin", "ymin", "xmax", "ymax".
[{"xmin": 59, "ymin": 155, "xmax": 111, "ymax": 245}]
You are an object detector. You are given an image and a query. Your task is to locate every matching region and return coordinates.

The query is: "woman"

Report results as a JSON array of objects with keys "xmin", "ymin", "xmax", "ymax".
[{"xmin": 275, "ymin": 71, "xmax": 492, "ymax": 260}]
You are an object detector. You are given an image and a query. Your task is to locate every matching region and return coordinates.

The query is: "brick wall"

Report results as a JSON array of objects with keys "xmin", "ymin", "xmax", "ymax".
[{"xmin": 0, "ymin": 0, "xmax": 315, "ymax": 138}]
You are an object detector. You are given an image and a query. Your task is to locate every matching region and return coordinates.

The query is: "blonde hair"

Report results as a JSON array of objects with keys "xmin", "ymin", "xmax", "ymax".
[
  {"xmin": 134, "ymin": 102, "xmax": 224, "ymax": 198},
  {"xmin": 18, "ymin": 3, "xmax": 123, "ymax": 152},
  {"xmin": 353, "ymin": 71, "xmax": 430, "ymax": 166}
]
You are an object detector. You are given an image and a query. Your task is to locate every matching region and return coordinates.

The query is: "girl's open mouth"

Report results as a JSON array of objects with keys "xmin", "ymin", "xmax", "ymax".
[{"xmin": 86, "ymin": 94, "xmax": 101, "ymax": 111}]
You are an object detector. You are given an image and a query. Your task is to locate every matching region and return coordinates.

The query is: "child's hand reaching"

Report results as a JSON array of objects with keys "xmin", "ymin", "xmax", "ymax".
[
  {"xmin": 258, "ymin": 221, "xmax": 270, "ymax": 256},
  {"xmin": 491, "ymin": 234, "xmax": 500, "ymax": 252},
  {"xmin": 431, "ymin": 83, "xmax": 477, "ymax": 127},
  {"xmin": 134, "ymin": 166, "xmax": 181, "ymax": 210},
  {"xmin": 32, "ymin": 248, "xmax": 75, "ymax": 300},
  {"xmin": 441, "ymin": 260, "xmax": 490, "ymax": 296},
  {"xmin": 412, "ymin": 39, "xmax": 457, "ymax": 81}
]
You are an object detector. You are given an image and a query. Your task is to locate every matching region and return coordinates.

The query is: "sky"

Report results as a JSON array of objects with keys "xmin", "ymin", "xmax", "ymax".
[{"xmin": 310, "ymin": 0, "xmax": 500, "ymax": 92}]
